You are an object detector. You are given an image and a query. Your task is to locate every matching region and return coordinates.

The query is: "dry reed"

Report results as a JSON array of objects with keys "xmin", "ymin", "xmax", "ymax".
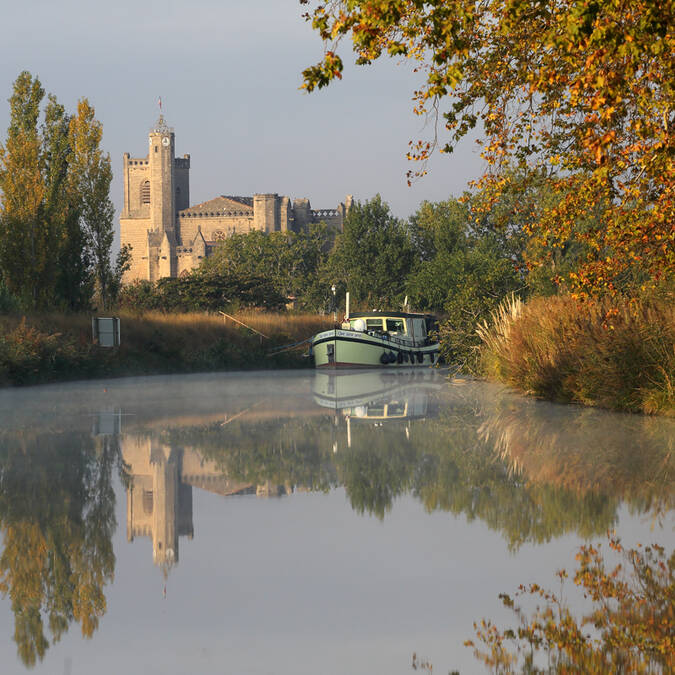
[
  {"xmin": 0, "ymin": 310, "xmax": 332, "ymax": 386},
  {"xmin": 477, "ymin": 295, "xmax": 675, "ymax": 415}
]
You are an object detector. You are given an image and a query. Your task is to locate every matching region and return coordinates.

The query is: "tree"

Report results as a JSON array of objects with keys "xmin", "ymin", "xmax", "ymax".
[
  {"xmin": 406, "ymin": 196, "xmax": 523, "ymax": 369},
  {"xmin": 68, "ymin": 99, "xmax": 126, "ymax": 310},
  {"xmin": 201, "ymin": 224, "xmax": 335, "ymax": 310},
  {"xmin": 325, "ymin": 195, "xmax": 416, "ymax": 307},
  {"xmin": 0, "ymin": 74, "xmax": 124, "ymax": 311},
  {"xmin": 45, "ymin": 95, "xmax": 91, "ymax": 310},
  {"xmin": 299, "ymin": 0, "xmax": 674, "ymax": 296},
  {"xmin": 467, "ymin": 537, "xmax": 674, "ymax": 672},
  {"xmin": 202, "ymin": 230, "xmax": 290, "ymax": 289},
  {"xmin": 0, "ymin": 72, "xmax": 49, "ymax": 307}
]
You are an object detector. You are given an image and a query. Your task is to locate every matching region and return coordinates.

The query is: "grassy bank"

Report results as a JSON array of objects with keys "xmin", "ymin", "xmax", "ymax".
[
  {"xmin": 0, "ymin": 311, "xmax": 333, "ymax": 386},
  {"xmin": 477, "ymin": 295, "xmax": 675, "ymax": 415}
]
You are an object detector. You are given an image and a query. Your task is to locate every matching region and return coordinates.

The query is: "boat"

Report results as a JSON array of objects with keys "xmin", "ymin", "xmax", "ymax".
[{"xmin": 310, "ymin": 306, "xmax": 440, "ymax": 368}]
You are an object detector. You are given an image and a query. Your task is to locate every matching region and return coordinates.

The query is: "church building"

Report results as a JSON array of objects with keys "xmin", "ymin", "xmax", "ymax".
[{"xmin": 120, "ymin": 116, "xmax": 352, "ymax": 282}]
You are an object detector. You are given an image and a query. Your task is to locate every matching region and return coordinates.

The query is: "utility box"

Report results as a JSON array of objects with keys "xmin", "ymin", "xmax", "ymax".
[{"xmin": 92, "ymin": 317, "xmax": 121, "ymax": 347}]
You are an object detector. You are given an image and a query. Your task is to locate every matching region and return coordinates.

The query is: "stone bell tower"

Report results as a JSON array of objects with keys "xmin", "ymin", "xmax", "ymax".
[
  {"xmin": 148, "ymin": 115, "xmax": 175, "ymax": 240},
  {"xmin": 121, "ymin": 115, "xmax": 190, "ymax": 281}
]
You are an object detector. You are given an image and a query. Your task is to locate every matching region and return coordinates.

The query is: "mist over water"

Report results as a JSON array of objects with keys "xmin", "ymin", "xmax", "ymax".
[{"xmin": 0, "ymin": 371, "xmax": 672, "ymax": 674}]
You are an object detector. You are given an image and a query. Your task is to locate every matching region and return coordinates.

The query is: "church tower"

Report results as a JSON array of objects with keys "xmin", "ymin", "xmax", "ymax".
[
  {"xmin": 148, "ymin": 116, "xmax": 175, "ymax": 241},
  {"xmin": 120, "ymin": 115, "xmax": 190, "ymax": 282},
  {"xmin": 120, "ymin": 117, "xmax": 347, "ymax": 283}
]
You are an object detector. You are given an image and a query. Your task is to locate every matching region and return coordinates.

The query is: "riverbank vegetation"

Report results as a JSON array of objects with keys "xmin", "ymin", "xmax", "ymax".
[
  {"xmin": 0, "ymin": 312, "xmax": 331, "ymax": 386},
  {"xmin": 0, "ymin": 183, "xmax": 672, "ymax": 413},
  {"xmin": 478, "ymin": 295, "xmax": 675, "ymax": 415}
]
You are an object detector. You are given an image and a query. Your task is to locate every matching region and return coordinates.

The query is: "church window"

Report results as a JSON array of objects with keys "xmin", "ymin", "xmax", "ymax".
[{"xmin": 140, "ymin": 180, "xmax": 150, "ymax": 205}]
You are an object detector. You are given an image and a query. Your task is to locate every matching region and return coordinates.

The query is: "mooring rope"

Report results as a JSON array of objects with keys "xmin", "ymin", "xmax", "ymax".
[{"xmin": 267, "ymin": 337, "xmax": 313, "ymax": 355}]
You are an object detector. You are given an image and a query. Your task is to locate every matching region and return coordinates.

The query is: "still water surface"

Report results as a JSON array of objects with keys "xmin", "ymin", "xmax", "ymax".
[{"xmin": 0, "ymin": 370, "xmax": 672, "ymax": 674}]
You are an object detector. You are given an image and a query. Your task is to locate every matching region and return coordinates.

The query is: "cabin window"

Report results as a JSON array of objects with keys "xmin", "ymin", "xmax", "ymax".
[
  {"xmin": 386, "ymin": 319, "xmax": 405, "ymax": 334},
  {"xmin": 366, "ymin": 319, "xmax": 383, "ymax": 331}
]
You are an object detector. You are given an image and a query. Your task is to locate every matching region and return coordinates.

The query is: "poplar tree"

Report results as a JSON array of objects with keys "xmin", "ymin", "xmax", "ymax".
[
  {"xmin": 0, "ymin": 72, "xmax": 48, "ymax": 307},
  {"xmin": 0, "ymin": 73, "xmax": 124, "ymax": 311},
  {"xmin": 44, "ymin": 95, "xmax": 91, "ymax": 310},
  {"xmin": 68, "ymin": 99, "xmax": 121, "ymax": 310}
]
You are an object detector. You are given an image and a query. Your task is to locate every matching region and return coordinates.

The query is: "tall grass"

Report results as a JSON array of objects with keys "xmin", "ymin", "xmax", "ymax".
[
  {"xmin": 477, "ymin": 295, "xmax": 675, "ymax": 415},
  {"xmin": 0, "ymin": 311, "xmax": 333, "ymax": 386}
]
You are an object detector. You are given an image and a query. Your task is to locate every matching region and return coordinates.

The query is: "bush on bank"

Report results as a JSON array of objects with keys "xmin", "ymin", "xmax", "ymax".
[
  {"xmin": 477, "ymin": 295, "xmax": 675, "ymax": 415},
  {"xmin": 0, "ymin": 312, "xmax": 331, "ymax": 386}
]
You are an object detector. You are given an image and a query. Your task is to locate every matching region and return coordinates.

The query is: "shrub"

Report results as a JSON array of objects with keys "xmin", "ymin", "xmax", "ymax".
[{"xmin": 478, "ymin": 295, "xmax": 675, "ymax": 415}]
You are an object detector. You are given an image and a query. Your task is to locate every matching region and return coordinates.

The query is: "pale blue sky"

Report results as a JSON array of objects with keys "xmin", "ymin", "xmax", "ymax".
[{"xmin": 0, "ymin": 0, "xmax": 484, "ymax": 247}]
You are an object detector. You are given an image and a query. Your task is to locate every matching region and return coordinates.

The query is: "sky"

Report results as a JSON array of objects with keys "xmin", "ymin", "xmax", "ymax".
[{"xmin": 0, "ymin": 0, "xmax": 485, "ymax": 249}]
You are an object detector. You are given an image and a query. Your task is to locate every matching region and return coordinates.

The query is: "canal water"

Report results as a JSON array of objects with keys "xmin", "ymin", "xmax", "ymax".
[{"xmin": 0, "ymin": 370, "xmax": 672, "ymax": 674}]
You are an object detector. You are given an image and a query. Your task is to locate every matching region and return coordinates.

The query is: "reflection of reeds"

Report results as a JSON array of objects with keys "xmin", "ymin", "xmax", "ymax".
[{"xmin": 478, "ymin": 393, "xmax": 675, "ymax": 513}]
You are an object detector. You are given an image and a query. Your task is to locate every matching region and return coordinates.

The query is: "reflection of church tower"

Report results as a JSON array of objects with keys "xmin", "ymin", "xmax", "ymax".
[
  {"xmin": 123, "ymin": 432, "xmax": 288, "ymax": 572},
  {"xmin": 149, "ymin": 444, "xmax": 193, "ymax": 568},
  {"xmin": 125, "ymin": 437, "xmax": 194, "ymax": 571}
]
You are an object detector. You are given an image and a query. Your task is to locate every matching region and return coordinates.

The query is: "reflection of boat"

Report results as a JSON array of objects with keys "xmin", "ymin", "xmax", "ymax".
[
  {"xmin": 311, "ymin": 311, "xmax": 439, "ymax": 368},
  {"xmin": 312, "ymin": 370, "xmax": 442, "ymax": 420}
]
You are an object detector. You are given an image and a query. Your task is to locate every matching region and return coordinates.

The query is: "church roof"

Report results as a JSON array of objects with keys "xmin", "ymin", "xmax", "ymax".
[{"xmin": 179, "ymin": 195, "xmax": 253, "ymax": 216}]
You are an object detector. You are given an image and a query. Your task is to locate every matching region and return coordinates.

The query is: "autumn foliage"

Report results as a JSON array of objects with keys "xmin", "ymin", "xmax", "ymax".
[{"xmin": 299, "ymin": 0, "xmax": 674, "ymax": 296}]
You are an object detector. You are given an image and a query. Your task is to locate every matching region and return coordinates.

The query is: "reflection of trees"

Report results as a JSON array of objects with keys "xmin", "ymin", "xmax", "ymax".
[
  {"xmin": 415, "ymin": 452, "xmax": 617, "ymax": 550},
  {"xmin": 165, "ymin": 417, "xmax": 337, "ymax": 493},
  {"xmin": 0, "ymin": 431, "xmax": 119, "ymax": 666},
  {"xmin": 477, "ymin": 394, "xmax": 675, "ymax": 519},
  {"xmin": 154, "ymin": 385, "xmax": 673, "ymax": 551},
  {"xmin": 335, "ymin": 425, "xmax": 418, "ymax": 519}
]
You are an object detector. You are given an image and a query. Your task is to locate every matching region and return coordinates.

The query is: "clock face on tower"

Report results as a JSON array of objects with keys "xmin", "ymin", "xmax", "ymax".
[{"xmin": 162, "ymin": 137, "xmax": 170, "ymax": 147}]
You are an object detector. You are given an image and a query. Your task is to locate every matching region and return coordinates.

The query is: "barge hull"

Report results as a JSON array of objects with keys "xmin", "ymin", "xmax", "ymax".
[{"xmin": 312, "ymin": 330, "xmax": 439, "ymax": 368}]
